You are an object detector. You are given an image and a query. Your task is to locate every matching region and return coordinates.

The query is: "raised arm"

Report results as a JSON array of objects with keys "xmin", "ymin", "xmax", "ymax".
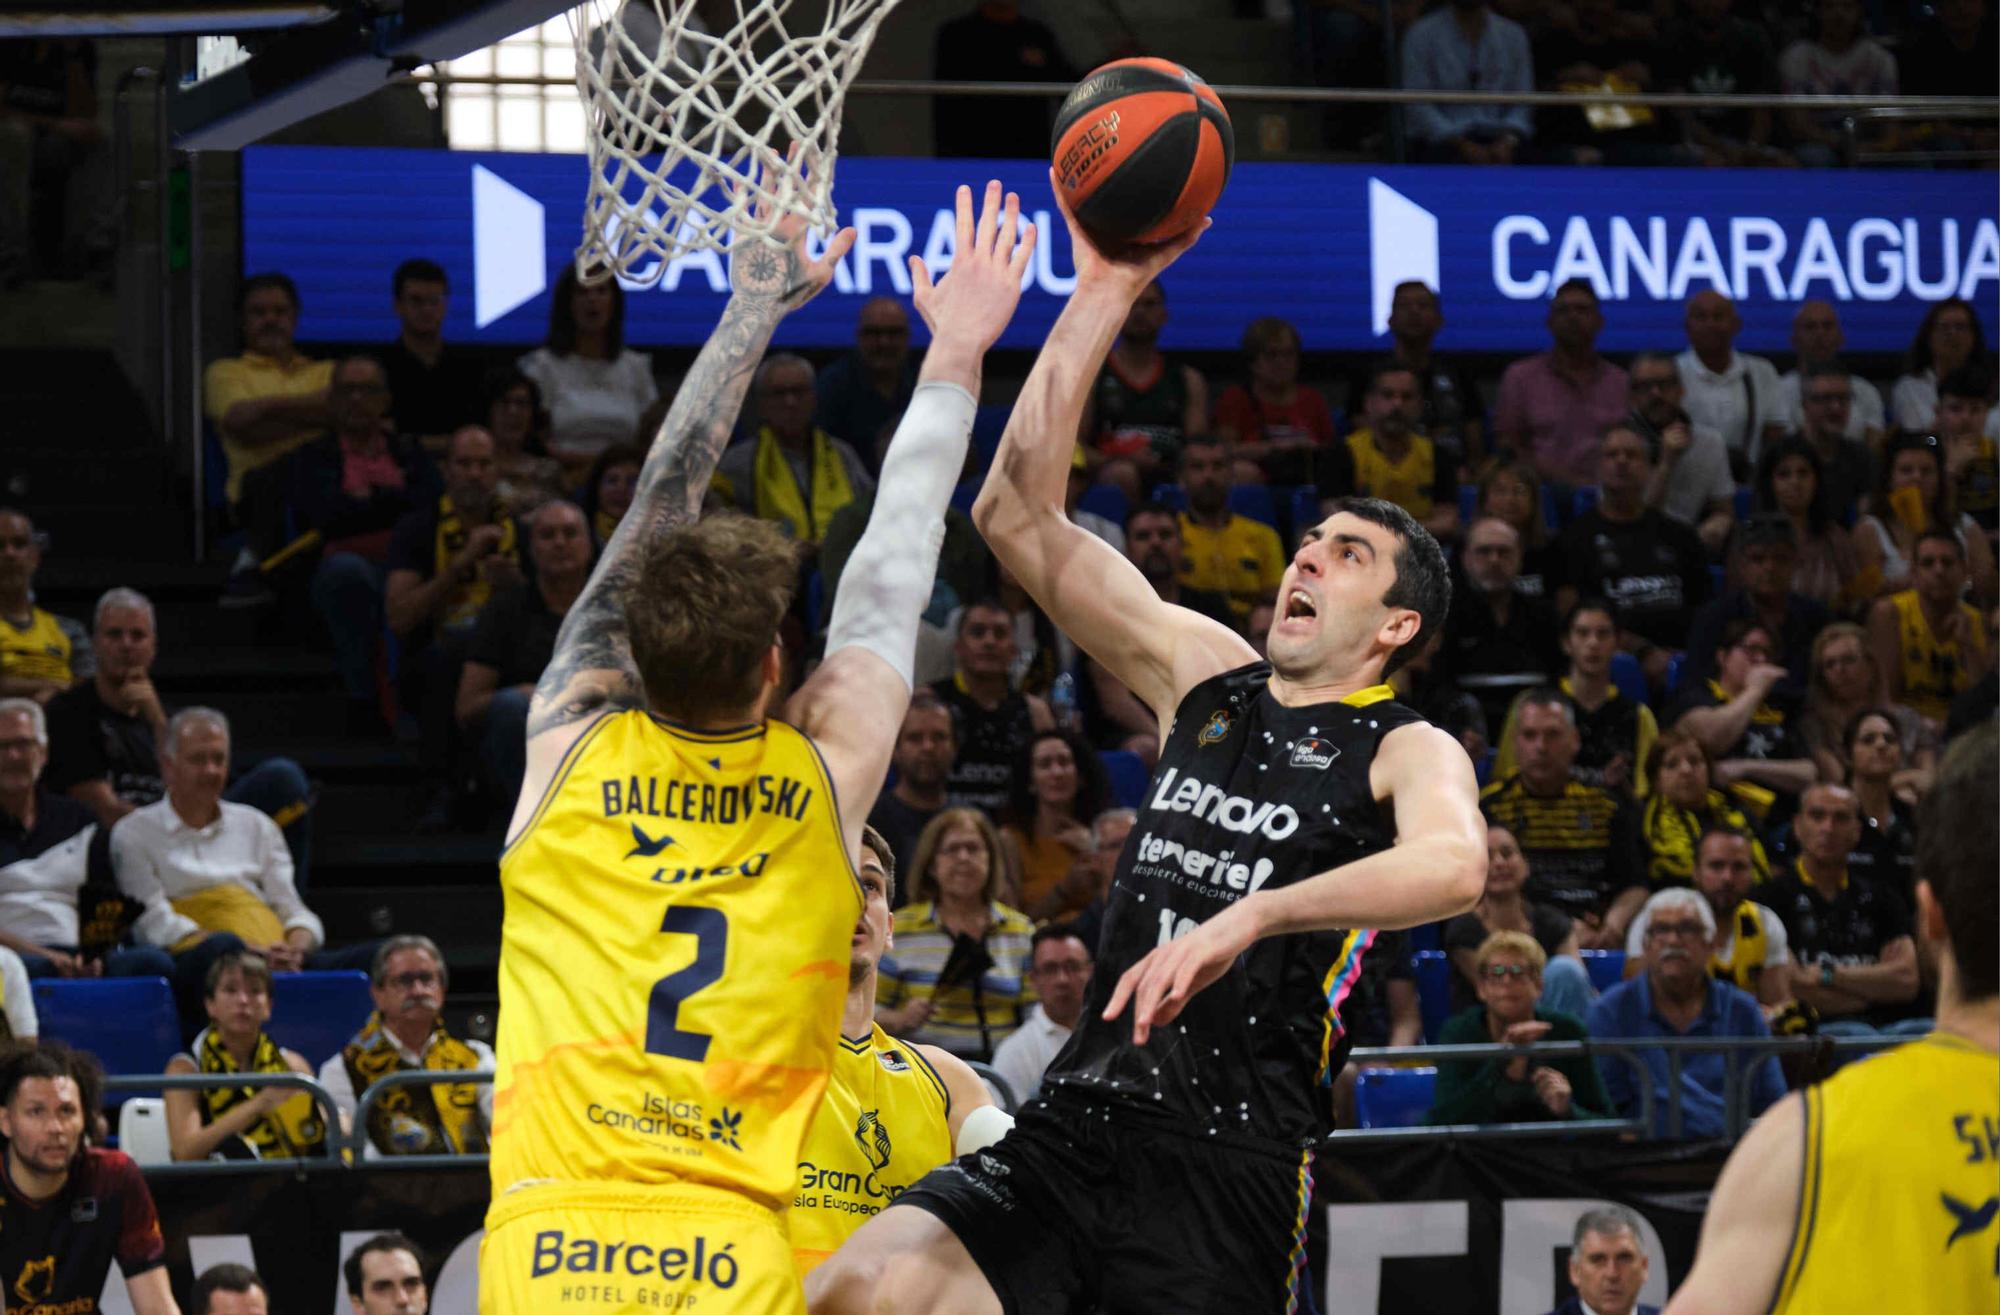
[
  {"xmin": 971, "ymin": 178, "xmax": 1253, "ymax": 723},
  {"xmin": 788, "ymin": 183, "xmax": 1034, "ymax": 838},
  {"xmin": 512, "ymin": 180, "xmax": 855, "ymax": 832},
  {"xmin": 1105, "ymin": 720, "xmax": 1485, "ymax": 1043}
]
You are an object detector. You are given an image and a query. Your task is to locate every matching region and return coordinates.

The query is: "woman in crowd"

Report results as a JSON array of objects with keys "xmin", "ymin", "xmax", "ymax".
[
  {"xmin": 1212, "ymin": 316, "xmax": 1333, "ymax": 487},
  {"xmin": 1891, "ymin": 296, "xmax": 1988, "ymax": 431},
  {"xmin": 517, "ymin": 266, "xmax": 658, "ymax": 474},
  {"xmin": 1490, "ymin": 599, "xmax": 1658, "ymax": 795},
  {"xmin": 1427, "ymin": 930, "xmax": 1612, "ymax": 1126},
  {"xmin": 481, "ymin": 368, "xmax": 564, "ymax": 509},
  {"xmin": 579, "ymin": 442, "xmax": 643, "ymax": 546},
  {"xmin": 1641, "ymin": 729, "xmax": 1770, "ymax": 888},
  {"xmin": 163, "ymin": 950, "xmax": 331, "ymax": 1161},
  {"xmin": 1851, "ymin": 432, "xmax": 1995, "ymax": 600},
  {"xmin": 1798, "ymin": 621, "xmax": 1938, "ymax": 789},
  {"xmin": 1475, "ymin": 460, "xmax": 1561, "ymax": 599},
  {"xmin": 1443, "ymin": 824, "xmax": 1589, "ymax": 1017},
  {"xmin": 876, "ymin": 809, "xmax": 1037, "ymax": 1063},
  {"xmin": 1754, "ymin": 436, "xmax": 1858, "ymax": 612},
  {"xmin": 998, "ymin": 730, "xmax": 1109, "ymax": 923},
  {"xmin": 1843, "ymin": 708, "xmax": 1919, "ymax": 899}
]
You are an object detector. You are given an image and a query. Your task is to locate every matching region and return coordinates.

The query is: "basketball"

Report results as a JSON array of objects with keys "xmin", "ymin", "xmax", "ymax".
[{"xmin": 1050, "ymin": 58, "xmax": 1234, "ymax": 247}]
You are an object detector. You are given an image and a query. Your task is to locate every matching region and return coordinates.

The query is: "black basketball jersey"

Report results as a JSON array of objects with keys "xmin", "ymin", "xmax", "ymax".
[
  {"xmin": 1043, "ymin": 662, "xmax": 1426, "ymax": 1148},
  {"xmin": 932, "ymin": 675, "xmax": 1037, "ymax": 816},
  {"xmin": 0, "ymin": 1147, "xmax": 166, "ymax": 1307}
]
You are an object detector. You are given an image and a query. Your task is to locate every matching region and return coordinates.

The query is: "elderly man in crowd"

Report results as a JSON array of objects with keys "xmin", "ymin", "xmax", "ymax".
[
  {"xmin": 816, "ymin": 296, "xmax": 918, "ymax": 472},
  {"xmin": 1541, "ymin": 1206, "xmax": 1659, "ymax": 1315},
  {"xmin": 44, "ymin": 587, "xmax": 314, "ymax": 875},
  {"xmin": 713, "ymin": 353, "xmax": 876, "ymax": 545},
  {"xmin": 1625, "ymin": 825, "xmax": 1793, "ymax": 1010},
  {"xmin": 319, "ymin": 934, "xmax": 492, "ymax": 1158},
  {"xmin": 110, "ymin": 708, "xmax": 374, "ymax": 978},
  {"xmin": 989, "ymin": 922, "xmax": 1093, "ymax": 1105},
  {"xmin": 0, "ymin": 698, "xmax": 176, "ymax": 981},
  {"xmin": 1588, "ymin": 887, "xmax": 1787, "ymax": 1139}
]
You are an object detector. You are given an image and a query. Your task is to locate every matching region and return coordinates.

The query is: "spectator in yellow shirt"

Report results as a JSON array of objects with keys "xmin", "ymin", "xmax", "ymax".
[
  {"xmin": 0, "ymin": 511, "xmax": 90, "ymax": 703},
  {"xmin": 1175, "ymin": 436, "xmax": 1284, "ymax": 623},
  {"xmin": 1323, "ymin": 362, "xmax": 1461, "ymax": 543}
]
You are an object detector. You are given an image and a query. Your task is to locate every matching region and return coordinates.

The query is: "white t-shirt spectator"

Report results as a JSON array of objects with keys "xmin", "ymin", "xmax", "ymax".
[
  {"xmin": 110, "ymin": 799, "xmax": 324, "ymax": 949},
  {"xmin": 1778, "ymin": 370, "xmax": 1886, "ymax": 441},
  {"xmin": 517, "ymin": 347, "xmax": 659, "ymax": 461},
  {"xmin": 1658, "ymin": 422, "xmax": 1738, "ymax": 526},
  {"xmin": 1676, "ymin": 348, "xmax": 1788, "ymax": 464},
  {"xmin": 989, "ymin": 1003, "xmax": 1072, "ymax": 1104}
]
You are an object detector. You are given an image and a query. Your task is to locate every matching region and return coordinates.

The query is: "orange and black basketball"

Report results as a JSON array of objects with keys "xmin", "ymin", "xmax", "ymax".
[{"xmin": 1050, "ymin": 58, "xmax": 1233, "ymax": 247}]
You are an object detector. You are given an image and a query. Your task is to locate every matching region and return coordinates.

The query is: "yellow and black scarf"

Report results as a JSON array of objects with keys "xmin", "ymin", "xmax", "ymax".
[
  {"xmin": 748, "ymin": 425, "xmax": 857, "ymax": 542},
  {"xmin": 433, "ymin": 493, "xmax": 519, "ymax": 630},
  {"xmin": 195, "ymin": 1027, "xmax": 326, "ymax": 1160},
  {"xmin": 341, "ymin": 1012, "xmax": 488, "ymax": 1155}
]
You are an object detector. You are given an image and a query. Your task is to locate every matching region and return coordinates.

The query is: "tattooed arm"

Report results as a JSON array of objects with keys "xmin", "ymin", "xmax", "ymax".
[{"xmin": 508, "ymin": 201, "xmax": 855, "ymax": 840}]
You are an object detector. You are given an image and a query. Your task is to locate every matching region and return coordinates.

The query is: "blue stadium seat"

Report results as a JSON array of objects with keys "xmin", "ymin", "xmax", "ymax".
[
  {"xmin": 1407, "ymin": 921, "xmax": 1443, "ymax": 955},
  {"xmin": 1572, "ymin": 486, "xmax": 1601, "ymax": 520},
  {"xmin": 1474, "ymin": 746, "xmax": 1496, "ymax": 786},
  {"xmin": 802, "ymin": 569, "xmax": 825, "ymax": 635},
  {"xmin": 1227, "ymin": 484, "xmax": 1278, "ymax": 528},
  {"xmin": 1076, "ymin": 482, "xmax": 1130, "ymax": 526},
  {"xmin": 1354, "ymin": 1066, "xmax": 1437, "ymax": 1129},
  {"xmin": 1098, "ymin": 750, "xmax": 1149, "ymax": 810},
  {"xmin": 969, "ymin": 404, "xmax": 1011, "ymax": 474},
  {"xmin": 1413, "ymin": 950, "xmax": 1453, "ymax": 1043},
  {"xmin": 33, "ymin": 977, "xmax": 179, "ymax": 1107},
  {"xmin": 1542, "ymin": 484, "xmax": 1565, "ymax": 531},
  {"xmin": 1150, "ymin": 483, "xmax": 1187, "ymax": 511},
  {"xmin": 266, "ymin": 971, "xmax": 375, "ymax": 1071},
  {"xmin": 1609, "ymin": 651, "xmax": 1649, "ymax": 706},
  {"xmin": 1291, "ymin": 486, "xmax": 1322, "ymax": 538},
  {"xmin": 1580, "ymin": 949, "xmax": 1627, "ymax": 993},
  {"xmin": 1710, "ymin": 564, "xmax": 1726, "ymax": 593},
  {"xmin": 1458, "ymin": 484, "xmax": 1477, "ymax": 523},
  {"xmin": 1734, "ymin": 486, "xmax": 1755, "ymax": 520},
  {"xmin": 1664, "ymin": 652, "xmax": 1686, "ymax": 696}
]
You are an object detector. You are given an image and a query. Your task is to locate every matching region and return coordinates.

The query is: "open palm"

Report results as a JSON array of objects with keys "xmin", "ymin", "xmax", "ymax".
[{"xmin": 909, "ymin": 180, "xmax": 1038, "ymax": 355}]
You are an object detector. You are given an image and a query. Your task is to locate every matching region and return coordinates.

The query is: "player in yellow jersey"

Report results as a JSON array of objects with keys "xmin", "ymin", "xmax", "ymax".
[
  {"xmin": 1665, "ymin": 721, "xmax": 1998, "ymax": 1315},
  {"xmin": 480, "ymin": 177, "xmax": 1039, "ymax": 1315},
  {"xmin": 792, "ymin": 826, "xmax": 999, "ymax": 1276}
]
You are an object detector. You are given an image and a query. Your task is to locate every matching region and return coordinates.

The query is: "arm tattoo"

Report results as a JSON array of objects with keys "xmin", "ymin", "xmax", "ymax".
[{"xmin": 526, "ymin": 254, "xmax": 813, "ymax": 737}]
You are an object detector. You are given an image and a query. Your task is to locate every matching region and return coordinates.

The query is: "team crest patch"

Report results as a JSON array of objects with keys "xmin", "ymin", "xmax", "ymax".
[
  {"xmin": 877, "ymin": 1048, "xmax": 911, "ymax": 1073},
  {"xmin": 1198, "ymin": 709, "xmax": 1233, "ymax": 745},
  {"xmin": 1289, "ymin": 738, "xmax": 1338, "ymax": 770},
  {"xmin": 854, "ymin": 1109, "xmax": 891, "ymax": 1170}
]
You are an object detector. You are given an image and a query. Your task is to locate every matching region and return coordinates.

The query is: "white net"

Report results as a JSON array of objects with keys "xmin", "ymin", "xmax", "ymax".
[{"xmin": 571, "ymin": 0, "xmax": 905, "ymax": 281}]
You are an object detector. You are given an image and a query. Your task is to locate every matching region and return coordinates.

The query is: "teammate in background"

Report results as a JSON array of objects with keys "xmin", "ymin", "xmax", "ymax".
[
  {"xmin": 811, "ymin": 180, "xmax": 1485, "ymax": 1315},
  {"xmin": 1663, "ymin": 721, "xmax": 1998, "ymax": 1315},
  {"xmin": 0, "ymin": 1043, "xmax": 179, "ymax": 1314},
  {"xmin": 792, "ymin": 827, "xmax": 994, "ymax": 1275},
  {"xmin": 480, "ymin": 178, "xmax": 1035, "ymax": 1315}
]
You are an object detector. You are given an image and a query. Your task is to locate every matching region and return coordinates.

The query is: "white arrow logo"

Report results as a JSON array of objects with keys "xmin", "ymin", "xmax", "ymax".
[
  {"xmin": 473, "ymin": 164, "xmax": 546, "ymax": 328},
  {"xmin": 1368, "ymin": 178, "xmax": 1439, "ymax": 336}
]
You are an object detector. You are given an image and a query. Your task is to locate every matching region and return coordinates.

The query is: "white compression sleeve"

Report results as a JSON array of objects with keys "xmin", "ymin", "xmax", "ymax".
[
  {"xmin": 955, "ymin": 1103, "xmax": 1015, "ymax": 1156},
  {"xmin": 823, "ymin": 380, "xmax": 977, "ymax": 689}
]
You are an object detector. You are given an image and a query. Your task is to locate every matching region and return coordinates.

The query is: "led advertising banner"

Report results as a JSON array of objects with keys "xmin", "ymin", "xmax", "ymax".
[{"xmin": 243, "ymin": 146, "xmax": 1996, "ymax": 354}]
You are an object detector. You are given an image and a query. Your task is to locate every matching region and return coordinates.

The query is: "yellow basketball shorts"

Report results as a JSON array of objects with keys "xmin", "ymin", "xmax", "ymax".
[{"xmin": 481, "ymin": 1180, "xmax": 801, "ymax": 1315}]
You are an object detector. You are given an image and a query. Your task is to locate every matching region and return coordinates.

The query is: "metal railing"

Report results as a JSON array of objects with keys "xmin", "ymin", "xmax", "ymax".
[{"xmin": 104, "ymin": 1031, "xmax": 1903, "ymax": 1176}]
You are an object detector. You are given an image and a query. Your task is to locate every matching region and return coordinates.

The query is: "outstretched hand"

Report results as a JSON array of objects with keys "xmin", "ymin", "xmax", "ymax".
[
  {"xmin": 729, "ymin": 147, "xmax": 857, "ymax": 310},
  {"xmin": 909, "ymin": 180, "xmax": 1037, "ymax": 356},
  {"xmin": 1101, "ymin": 900, "xmax": 1259, "ymax": 1045},
  {"xmin": 1047, "ymin": 166, "xmax": 1209, "ymax": 300}
]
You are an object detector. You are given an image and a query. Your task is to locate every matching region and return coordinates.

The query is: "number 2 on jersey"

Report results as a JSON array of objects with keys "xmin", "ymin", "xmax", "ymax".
[{"xmin": 647, "ymin": 906, "xmax": 727, "ymax": 1061}]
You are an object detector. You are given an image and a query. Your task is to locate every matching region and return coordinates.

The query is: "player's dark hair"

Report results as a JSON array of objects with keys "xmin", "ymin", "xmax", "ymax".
[
  {"xmin": 392, "ymin": 258, "xmax": 448, "ymax": 298},
  {"xmin": 0, "ymin": 1043, "xmax": 75, "ymax": 1109},
  {"xmin": 1031, "ymin": 921, "xmax": 1092, "ymax": 962},
  {"xmin": 343, "ymin": 1232, "xmax": 425, "ymax": 1298},
  {"xmin": 629, "ymin": 514, "xmax": 798, "ymax": 724},
  {"xmin": 546, "ymin": 263, "xmax": 627, "ymax": 356},
  {"xmin": 1320, "ymin": 497, "xmax": 1450, "ymax": 677},
  {"xmin": 238, "ymin": 271, "xmax": 299, "ymax": 313},
  {"xmin": 1940, "ymin": 361, "xmax": 1995, "ymax": 403},
  {"xmin": 62, "ymin": 1043, "xmax": 106, "ymax": 1147},
  {"xmin": 1003, "ymin": 729, "xmax": 1108, "ymax": 834},
  {"xmin": 1123, "ymin": 500, "xmax": 1181, "ymax": 536},
  {"xmin": 859, "ymin": 824, "xmax": 897, "ymax": 906},
  {"xmin": 1561, "ymin": 596, "xmax": 1617, "ymax": 635},
  {"xmin": 193, "ymin": 1263, "xmax": 266, "ymax": 1314},
  {"xmin": 206, "ymin": 949, "xmax": 274, "ymax": 998},
  {"xmin": 1917, "ymin": 722, "xmax": 1996, "ymax": 1000}
]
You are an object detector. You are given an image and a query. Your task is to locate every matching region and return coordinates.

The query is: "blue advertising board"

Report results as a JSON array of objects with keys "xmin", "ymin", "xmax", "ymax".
[{"xmin": 243, "ymin": 146, "xmax": 1997, "ymax": 354}]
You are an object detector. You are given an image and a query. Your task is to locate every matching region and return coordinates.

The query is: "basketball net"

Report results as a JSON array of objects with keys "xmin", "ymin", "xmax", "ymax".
[{"xmin": 571, "ymin": 0, "xmax": 904, "ymax": 282}]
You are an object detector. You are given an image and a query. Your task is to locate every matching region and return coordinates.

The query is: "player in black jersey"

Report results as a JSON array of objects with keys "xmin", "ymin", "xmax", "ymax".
[
  {"xmin": 808, "ymin": 192, "xmax": 1487, "ymax": 1315},
  {"xmin": 0, "ymin": 1044, "xmax": 175, "ymax": 1315}
]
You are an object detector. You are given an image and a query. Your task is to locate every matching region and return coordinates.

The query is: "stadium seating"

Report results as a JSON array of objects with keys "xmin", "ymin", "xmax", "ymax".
[
  {"xmin": 33, "ymin": 977, "xmax": 180, "ymax": 1107},
  {"xmin": 1413, "ymin": 949, "xmax": 1453, "ymax": 1043},
  {"xmin": 1226, "ymin": 483, "xmax": 1278, "ymax": 528},
  {"xmin": 1572, "ymin": 487, "xmax": 1601, "ymax": 520},
  {"xmin": 1098, "ymin": 749, "xmax": 1150, "ymax": 810},
  {"xmin": 1148, "ymin": 482, "xmax": 1186, "ymax": 510},
  {"xmin": 1076, "ymin": 482, "xmax": 1130, "ymax": 526},
  {"xmin": 265, "ymin": 970, "xmax": 374, "ymax": 1070},
  {"xmin": 1580, "ymin": 950, "xmax": 1627, "ymax": 994},
  {"xmin": 1609, "ymin": 651, "xmax": 1650, "ymax": 706},
  {"xmin": 1354, "ymin": 1066, "xmax": 1437, "ymax": 1129},
  {"xmin": 1289, "ymin": 486, "xmax": 1320, "ymax": 537},
  {"xmin": 116, "ymin": 1098, "xmax": 172, "ymax": 1166}
]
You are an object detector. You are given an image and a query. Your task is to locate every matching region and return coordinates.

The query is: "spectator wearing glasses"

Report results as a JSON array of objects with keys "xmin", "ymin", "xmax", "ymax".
[
  {"xmin": 1400, "ymin": 0, "xmax": 1535, "ymax": 165},
  {"xmin": 713, "ymin": 353, "xmax": 875, "ymax": 547},
  {"xmin": 815, "ymin": 297, "xmax": 917, "ymax": 474},
  {"xmin": 1671, "ymin": 620, "xmax": 1818, "ymax": 825},
  {"xmin": 1215, "ymin": 317, "xmax": 1333, "ymax": 487},
  {"xmin": 1624, "ymin": 826, "xmax": 1791, "ymax": 1011},
  {"xmin": 1626, "ymin": 352, "xmax": 1734, "ymax": 554},
  {"xmin": 1777, "ymin": 302, "xmax": 1886, "ymax": 452},
  {"xmin": 1587, "ymin": 887, "xmax": 1787, "ymax": 1139},
  {"xmin": 1890, "ymin": 296, "xmax": 1988, "ymax": 433},
  {"xmin": 1428, "ymin": 930, "xmax": 1611, "ymax": 1126},
  {"xmin": 1494, "ymin": 280, "xmax": 1629, "ymax": 492},
  {"xmin": 1841, "ymin": 709, "xmax": 1919, "ymax": 901},
  {"xmin": 1753, "ymin": 437, "xmax": 1860, "ymax": 611},
  {"xmin": 989, "ymin": 923, "xmax": 1092, "ymax": 1104},
  {"xmin": 319, "ymin": 934, "xmax": 491, "ymax": 1158},
  {"xmin": 1443, "ymin": 824, "xmax": 1590, "ymax": 1017},
  {"xmin": 1798, "ymin": 621, "xmax": 1937, "ymax": 790}
]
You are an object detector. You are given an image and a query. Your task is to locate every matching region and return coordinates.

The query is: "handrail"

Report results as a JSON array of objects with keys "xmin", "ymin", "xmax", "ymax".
[
  {"xmin": 401, "ymin": 71, "xmax": 1998, "ymax": 117},
  {"xmin": 104, "ymin": 1071, "xmax": 346, "ymax": 1176},
  {"xmin": 344, "ymin": 1066, "xmax": 496, "ymax": 1171}
]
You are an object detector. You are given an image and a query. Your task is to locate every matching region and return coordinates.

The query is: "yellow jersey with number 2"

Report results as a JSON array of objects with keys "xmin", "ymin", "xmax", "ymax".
[{"xmin": 490, "ymin": 709, "xmax": 860, "ymax": 1211}]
